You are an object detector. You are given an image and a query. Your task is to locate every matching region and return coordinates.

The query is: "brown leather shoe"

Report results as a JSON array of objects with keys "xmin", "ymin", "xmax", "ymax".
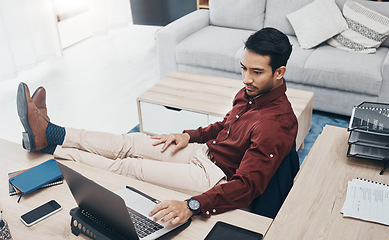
[
  {"xmin": 31, "ymin": 86, "xmax": 49, "ymax": 120},
  {"xmin": 17, "ymin": 83, "xmax": 49, "ymax": 152}
]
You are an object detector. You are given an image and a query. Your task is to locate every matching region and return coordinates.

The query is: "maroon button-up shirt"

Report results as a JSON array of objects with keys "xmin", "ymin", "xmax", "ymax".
[{"xmin": 184, "ymin": 80, "xmax": 298, "ymax": 217}]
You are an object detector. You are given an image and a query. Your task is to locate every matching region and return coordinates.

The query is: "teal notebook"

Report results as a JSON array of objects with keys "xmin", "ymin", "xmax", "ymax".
[{"xmin": 9, "ymin": 159, "xmax": 63, "ymax": 202}]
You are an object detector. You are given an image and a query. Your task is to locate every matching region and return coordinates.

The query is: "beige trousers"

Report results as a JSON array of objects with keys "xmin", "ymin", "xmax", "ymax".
[{"xmin": 54, "ymin": 128, "xmax": 226, "ymax": 193}]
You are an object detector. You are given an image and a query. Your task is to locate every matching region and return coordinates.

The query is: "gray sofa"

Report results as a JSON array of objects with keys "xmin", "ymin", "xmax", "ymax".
[{"xmin": 156, "ymin": 0, "xmax": 389, "ymax": 116}]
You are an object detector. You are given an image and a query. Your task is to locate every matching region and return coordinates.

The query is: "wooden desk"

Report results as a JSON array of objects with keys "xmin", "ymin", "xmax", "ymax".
[
  {"xmin": 264, "ymin": 125, "xmax": 389, "ymax": 239},
  {"xmin": 0, "ymin": 138, "xmax": 272, "ymax": 239}
]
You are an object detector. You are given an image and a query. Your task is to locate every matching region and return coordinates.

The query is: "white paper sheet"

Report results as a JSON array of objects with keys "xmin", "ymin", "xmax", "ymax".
[{"xmin": 341, "ymin": 178, "xmax": 389, "ymax": 225}]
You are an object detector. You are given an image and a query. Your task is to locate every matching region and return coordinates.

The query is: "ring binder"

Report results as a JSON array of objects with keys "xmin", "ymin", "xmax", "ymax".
[
  {"xmin": 342, "ymin": 178, "xmax": 389, "ymax": 226},
  {"xmin": 356, "ymin": 177, "xmax": 389, "ymax": 186}
]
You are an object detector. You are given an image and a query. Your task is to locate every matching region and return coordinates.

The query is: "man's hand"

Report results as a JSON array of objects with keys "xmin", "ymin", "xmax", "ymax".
[
  {"xmin": 151, "ymin": 133, "xmax": 190, "ymax": 154},
  {"xmin": 149, "ymin": 200, "xmax": 193, "ymax": 225}
]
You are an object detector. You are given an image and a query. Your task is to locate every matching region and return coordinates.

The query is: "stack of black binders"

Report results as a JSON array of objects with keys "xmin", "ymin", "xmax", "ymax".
[{"xmin": 347, "ymin": 102, "xmax": 389, "ymax": 174}]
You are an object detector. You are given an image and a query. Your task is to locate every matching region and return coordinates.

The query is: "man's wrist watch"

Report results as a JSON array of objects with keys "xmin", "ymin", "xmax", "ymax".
[{"xmin": 185, "ymin": 198, "xmax": 201, "ymax": 215}]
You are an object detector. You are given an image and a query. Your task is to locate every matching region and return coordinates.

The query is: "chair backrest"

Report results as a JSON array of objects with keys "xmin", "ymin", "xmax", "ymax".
[{"xmin": 249, "ymin": 143, "xmax": 299, "ymax": 219}]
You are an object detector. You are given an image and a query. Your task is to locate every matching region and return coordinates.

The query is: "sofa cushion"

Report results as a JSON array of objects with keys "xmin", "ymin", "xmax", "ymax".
[
  {"xmin": 379, "ymin": 52, "xmax": 389, "ymax": 103},
  {"xmin": 264, "ymin": 0, "xmax": 315, "ymax": 36},
  {"xmin": 234, "ymin": 46, "xmax": 245, "ymax": 73},
  {"xmin": 284, "ymin": 36, "xmax": 315, "ymax": 83},
  {"xmin": 287, "ymin": 82, "xmax": 378, "ymax": 115},
  {"xmin": 234, "ymin": 36, "xmax": 316, "ymax": 79},
  {"xmin": 336, "ymin": 0, "xmax": 389, "ymax": 48},
  {"xmin": 287, "ymin": 0, "xmax": 348, "ymax": 49},
  {"xmin": 302, "ymin": 45, "xmax": 388, "ymax": 96},
  {"xmin": 328, "ymin": 0, "xmax": 389, "ymax": 53},
  {"xmin": 176, "ymin": 26, "xmax": 254, "ymax": 73},
  {"xmin": 209, "ymin": 0, "xmax": 265, "ymax": 31}
]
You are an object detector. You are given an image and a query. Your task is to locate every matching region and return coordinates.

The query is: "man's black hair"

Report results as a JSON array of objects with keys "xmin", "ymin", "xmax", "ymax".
[{"xmin": 244, "ymin": 27, "xmax": 292, "ymax": 74}]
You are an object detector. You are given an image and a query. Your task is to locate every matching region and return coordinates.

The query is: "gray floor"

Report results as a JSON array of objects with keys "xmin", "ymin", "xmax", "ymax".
[{"xmin": 0, "ymin": 25, "xmax": 161, "ymax": 145}]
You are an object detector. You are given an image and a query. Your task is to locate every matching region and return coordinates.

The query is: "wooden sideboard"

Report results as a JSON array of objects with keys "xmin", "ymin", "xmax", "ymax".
[{"xmin": 197, "ymin": 0, "xmax": 209, "ymax": 9}]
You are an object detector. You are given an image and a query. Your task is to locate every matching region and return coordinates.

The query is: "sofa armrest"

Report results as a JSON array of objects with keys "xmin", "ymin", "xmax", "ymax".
[
  {"xmin": 378, "ymin": 49, "xmax": 389, "ymax": 103},
  {"xmin": 156, "ymin": 9, "xmax": 210, "ymax": 78}
]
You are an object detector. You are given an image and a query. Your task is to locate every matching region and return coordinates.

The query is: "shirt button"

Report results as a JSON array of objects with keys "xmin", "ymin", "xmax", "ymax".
[
  {"xmin": 206, "ymin": 211, "xmax": 210, "ymax": 215},
  {"xmin": 212, "ymin": 209, "xmax": 216, "ymax": 213},
  {"xmin": 227, "ymin": 130, "xmax": 230, "ymax": 135},
  {"xmin": 270, "ymin": 154, "xmax": 274, "ymax": 158},
  {"xmin": 235, "ymin": 115, "xmax": 239, "ymax": 119},
  {"xmin": 212, "ymin": 140, "xmax": 216, "ymax": 144},
  {"xmin": 249, "ymin": 101, "xmax": 252, "ymax": 104}
]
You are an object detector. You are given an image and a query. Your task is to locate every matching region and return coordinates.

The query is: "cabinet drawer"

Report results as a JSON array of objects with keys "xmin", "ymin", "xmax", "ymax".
[{"xmin": 139, "ymin": 101, "xmax": 209, "ymax": 134}]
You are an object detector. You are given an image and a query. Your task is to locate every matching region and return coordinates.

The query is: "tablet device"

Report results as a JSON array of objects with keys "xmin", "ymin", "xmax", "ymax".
[{"xmin": 204, "ymin": 221, "xmax": 263, "ymax": 240}]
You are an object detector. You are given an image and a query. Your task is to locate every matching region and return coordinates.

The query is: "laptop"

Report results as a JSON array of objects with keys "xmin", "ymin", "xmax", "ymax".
[{"xmin": 57, "ymin": 162, "xmax": 190, "ymax": 240}]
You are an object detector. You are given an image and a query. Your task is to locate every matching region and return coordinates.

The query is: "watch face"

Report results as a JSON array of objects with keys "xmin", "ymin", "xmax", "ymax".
[{"xmin": 189, "ymin": 199, "xmax": 200, "ymax": 211}]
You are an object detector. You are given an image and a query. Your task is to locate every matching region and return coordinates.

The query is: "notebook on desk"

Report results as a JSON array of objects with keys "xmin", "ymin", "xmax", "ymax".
[
  {"xmin": 57, "ymin": 162, "xmax": 190, "ymax": 240},
  {"xmin": 9, "ymin": 159, "xmax": 63, "ymax": 202}
]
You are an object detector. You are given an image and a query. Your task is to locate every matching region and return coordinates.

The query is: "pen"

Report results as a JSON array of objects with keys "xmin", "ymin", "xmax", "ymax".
[
  {"xmin": 126, "ymin": 186, "xmax": 160, "ymax": 204},
  {"xmin": 0, "ymin": 210, "xmax": 4, "ymax": 229}
]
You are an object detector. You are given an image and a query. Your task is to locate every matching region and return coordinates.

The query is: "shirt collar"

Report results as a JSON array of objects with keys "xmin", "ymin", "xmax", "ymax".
[{"xmin": 245, "ymin": 79, "xmax": 287, "ymax": 108}]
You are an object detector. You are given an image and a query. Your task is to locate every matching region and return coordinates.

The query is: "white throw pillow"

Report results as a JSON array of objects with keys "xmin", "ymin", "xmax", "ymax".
[
  {"xmin": 287, "ymin": 0, "xmax": 348, "ymax": 49},
  {"xmin": 328, "ymin": 0, "xmax": 389, "ymax": 53}
]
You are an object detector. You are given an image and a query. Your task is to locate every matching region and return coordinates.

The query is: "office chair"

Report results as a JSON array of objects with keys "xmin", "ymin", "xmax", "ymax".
[{"xmin": 250, "ymin": 143, "xmax": 299, "ymax": 219}]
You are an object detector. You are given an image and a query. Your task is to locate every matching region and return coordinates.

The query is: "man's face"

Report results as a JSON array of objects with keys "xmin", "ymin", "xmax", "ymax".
[{"xmin": 240, "ymin": 49, "xmax": 283, "ymax": 98}]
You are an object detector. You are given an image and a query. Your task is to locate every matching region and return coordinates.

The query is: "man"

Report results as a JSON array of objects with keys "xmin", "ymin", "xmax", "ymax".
[{"xmin": 17, "ymin": 27, "xmax": 297, "ymax": 225}]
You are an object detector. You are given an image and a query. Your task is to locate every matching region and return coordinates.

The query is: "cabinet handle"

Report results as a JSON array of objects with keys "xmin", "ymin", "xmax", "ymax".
[{"xmin": 164, "ymin": 106, "xmax": 182, "ymax": 112}]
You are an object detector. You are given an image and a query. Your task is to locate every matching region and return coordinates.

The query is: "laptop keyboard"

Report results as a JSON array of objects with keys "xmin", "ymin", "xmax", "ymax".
[{"xmin": 127, "ymin": 207, "xmax": 164, "ymax": 238}]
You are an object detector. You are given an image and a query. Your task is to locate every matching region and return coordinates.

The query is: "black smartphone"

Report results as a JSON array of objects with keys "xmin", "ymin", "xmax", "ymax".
[
  {"xmin": 205, "ymin": 221, "xmax": 263, "ymax": 240},
  {"xmin": 20, "ymin": 200, "xmax": 62, "ymax": 227}
]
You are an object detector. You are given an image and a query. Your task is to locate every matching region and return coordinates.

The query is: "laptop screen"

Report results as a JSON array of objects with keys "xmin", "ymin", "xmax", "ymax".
[{"xmin": 57, "ymin": 162, "xmax": 138, "ymax": 239}]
